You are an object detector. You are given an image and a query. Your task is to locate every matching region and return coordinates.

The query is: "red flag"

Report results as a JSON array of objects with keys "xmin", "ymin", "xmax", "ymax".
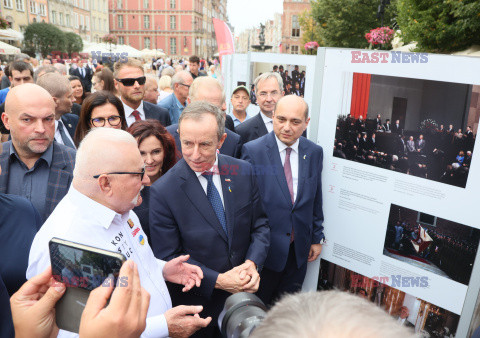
[{"xmin": 212, "ymin": 18, "xmax": 235, "ymax": 63}]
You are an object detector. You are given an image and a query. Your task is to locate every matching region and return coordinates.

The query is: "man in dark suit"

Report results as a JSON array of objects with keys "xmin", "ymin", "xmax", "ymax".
[
  {"xmin": 70, "ymin": 59, "xmax": 92, "ymax": 92},
  {"xmin": 236, "ymin": 72, "xmax": 284, "ymax": 144},
  {"xmin": 150, "ymin": 101, "xmax": 270, "ymax": 337},
  {"xmin": 392, "ymin": 119, "xmax": 402, "ymax": 134},
  {"xmin": 383, "ymin": 119, "xmax": 391, "ymax": 132},
  {"xmin": 0, "ymin": 84, "xmax": 75, "ymax": 222},
  {"xmin": 114, "ymin": 58, "xmax": 171, "ymax": 127},
  {"xmin": 166, "ymin": 76, "xmax": 242, "ymax": 158},
  {"xmin": 241, "ymin": 95, "xmax": 324, "ymax": 305},
  {"xmin": 36, "ymin": 72, "xmax": 78, "ymax": 149}
]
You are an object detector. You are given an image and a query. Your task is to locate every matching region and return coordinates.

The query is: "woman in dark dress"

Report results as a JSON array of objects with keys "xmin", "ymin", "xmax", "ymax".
[{"xmin": 127, "ymin": 120, "xmax": 178, "ymax": 242}]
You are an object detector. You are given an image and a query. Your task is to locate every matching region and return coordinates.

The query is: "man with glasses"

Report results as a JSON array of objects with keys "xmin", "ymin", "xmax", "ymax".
[
  {"xmin": 36, "ymin": 72, "xmax": 78, "ymax": 149},
  {"xmin": 158, "ymin": 70, "xmax": 193, "ymax": 124},
  {"xmin": 0, "ymin": 84, "xmax": 76, "ymax": 222},
  {"xmin": 27, "ymin": 127, "xmax": 211, "ymax": 337},
  {"xmin": 236, "ymin": 72, "xmax": 285, "ymax": 144},
  {"xmin": 114, "ymin": 58, "xmax": 171, "ymax": 127}
]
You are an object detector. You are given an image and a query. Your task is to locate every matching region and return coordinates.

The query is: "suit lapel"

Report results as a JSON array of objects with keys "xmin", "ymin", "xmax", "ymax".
[
  {"xmin": 143, "ymin": 102, "xmax": 151, "ymax": 119},
  {"xmin": 256, "ymin": 113, "xmax": 268, "ymax": 138},
  {"xmin": 0, "ymin": 142, "xmax": 9, "ymax": 194},
  {"xmin": 179, "ymin": 160, "xmax": 228, "ymax": 243},
  {"xmin": 295, "ymin": 138, "xmax": 308, "ymax": 208},
  {"xmin": 266, "ymin": 133, "xmax": 292, "ymax": 206},
  {"xmin": 218, "ymin": 156, "xmax": 234, "ymax": 248}
]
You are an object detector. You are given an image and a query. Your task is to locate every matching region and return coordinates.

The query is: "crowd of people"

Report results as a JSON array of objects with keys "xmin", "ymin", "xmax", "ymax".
[
  {"xmin": 0, "ymin": 50, "xmax": 332, "ymax": 337},
  {"xmin": 334, "ymin": 113, "xmax": 476, "ymax": 188},
  {"xmin": 385, "ymin": 218, "xmax": 478, "ymax": 285}
]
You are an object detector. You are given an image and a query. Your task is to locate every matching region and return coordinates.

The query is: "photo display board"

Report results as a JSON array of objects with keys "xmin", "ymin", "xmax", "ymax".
[{"xmin": 314, "ymin": 48, "xmax": 480, "ymax": 337}]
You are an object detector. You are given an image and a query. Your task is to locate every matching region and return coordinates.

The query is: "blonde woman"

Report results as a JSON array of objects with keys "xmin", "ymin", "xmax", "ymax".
[{"xmin": 158, "ymin": 75, "xmax": 173, "ymax": 102}]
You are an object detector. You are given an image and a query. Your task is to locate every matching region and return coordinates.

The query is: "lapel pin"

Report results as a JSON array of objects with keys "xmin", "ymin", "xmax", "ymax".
[
  {"xmin": 228, "ymin": 186, "xmax": 232, "ymax": 192},
  {"xmin": 225, "ymin": 178, "xmax": 231, "ymax": 182},
  {"xmin": 303, "ymin": 155, "xmax": 307, "ymax": 160},
  {"xmin": 68, "ymin": 124, "xmax": 72, "ymax": 128}
]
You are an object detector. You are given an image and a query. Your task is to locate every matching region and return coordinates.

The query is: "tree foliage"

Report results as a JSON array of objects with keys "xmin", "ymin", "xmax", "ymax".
[
  {"xmin": 23, "ymin": 23, "xmax": 66, "ymax": 57},
  {"xmin": 299, "ymin": 9, "xmax": 323, "ymax": 54},
  {"xmin": 65, "ymin": 32, "xmax": 83, "ymax": 55},
  {"xmin": 311, "ymin": 0, "xmax": 397, "ymax": 49},
  {"xmin": 396, "ymin": 0, "xmax": 480, "ymax": 53}
]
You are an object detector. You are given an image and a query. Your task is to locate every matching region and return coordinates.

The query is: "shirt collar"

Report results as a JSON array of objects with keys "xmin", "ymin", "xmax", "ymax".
[
  {"xmin": 195, "ymin": 154, "xmax": 219, "ymax": 178},
  {"xmin": 9, "ymin": 140, "xmax": 54, "ymax": 167},
  {"xmin": 122, "ymin": 99, "xmax": 144, "ymax": 118},
  {"xmin": 173, "ymin": 93, "xmax": 186, "ymax": 108},
  {"xmin": 275, "ymin": 134, "xmax": 299, "ymax": 154},
  {"xmin": 260, "ymin": 111, "xmax": 272, "ymax": 124},
  {"xmin": 68, "ymin": 185, "xmax": 126, "ymax": 230}
]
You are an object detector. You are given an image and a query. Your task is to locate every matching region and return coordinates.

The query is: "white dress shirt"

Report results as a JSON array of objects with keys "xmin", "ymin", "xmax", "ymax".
[
  {"xmin": 275, "ymin": 135, "xmax": 299, "ymax": 201},
  {"xmin": 54, "ymin": 119, "xmax": 76, "ymax": 148},
  {"xmin": 260, "ymin": 112, "xmax": 273, "ymax": 133},
  {"xmin": 122, "ymin": 99, "xmax": 145, "ymax": 127},
  {"xmin": 195, "ymin": 155, "xmax": 225, "ymax": 207},
  {"xmin": 27, "ymin": 186, "xmax": 171, "ymax": 338}
]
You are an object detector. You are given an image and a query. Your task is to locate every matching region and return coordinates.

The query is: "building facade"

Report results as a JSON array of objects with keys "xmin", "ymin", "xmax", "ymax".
[
  {"xmin": 109, "ymin": 0, "xmax": 227, "ymax": 58},
  {"xmin": 47, "ymin": 0, "xmax": 74, "ymax": 33},
  {"xmin": 72, "ymin": 0, "xmax": 90, "ymax": 41},
  {"xmin": 0, "ymin": 0, "xmax": 30, "ymax": 33},
  {"xmin": 89, "ymin": 0, "xmax": 108, "ymax": 43},
  {"xmin": 27, "ymin": 0, "xmax": 49, "ymax": 24},
  {"xmin": 281, "ymin": 0, "xmax": 310, "ymax": 54}
]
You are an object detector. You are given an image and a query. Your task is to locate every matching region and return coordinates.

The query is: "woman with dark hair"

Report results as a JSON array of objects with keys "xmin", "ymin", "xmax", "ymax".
[
  {"xmin": 73, "ymin": 91, "xmax": 127, "ymax": 146},
  {"xmin": 69, "ymin": 75, "xmax": 87, "ymax": 105},
  {"xmin": 127, "ymin": 119, "xmax": 178, "ymax": 240},
  {"xmin": 91, "ymin": 68, "xmax": 117, "ymax": 94}
]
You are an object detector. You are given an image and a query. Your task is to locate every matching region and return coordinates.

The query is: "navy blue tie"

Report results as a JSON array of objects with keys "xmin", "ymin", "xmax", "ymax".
[{"xmin": 202, "ymin": 172, "xmax": 228, "ymax": 237}]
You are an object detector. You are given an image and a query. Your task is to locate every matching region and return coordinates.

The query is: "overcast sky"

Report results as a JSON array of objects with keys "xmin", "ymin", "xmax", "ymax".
[{"xmin": 227, "ymin": 0, "xmax": 284, "ymax": 36}]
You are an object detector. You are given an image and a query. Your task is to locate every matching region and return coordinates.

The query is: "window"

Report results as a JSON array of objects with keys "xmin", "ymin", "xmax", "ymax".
[
  {"xmin": 74, "ymin": 13, "xmax": 79, "ymax": 28},
  {"xmin": 92, "ymin": 16, "xmax": 96, "ymax": 30},
  {"xmin": 117, "ymin": 0, "xmax": 122, "ymax": 9},
  {"xmin": 144, "ymin": 37, "xmax": 150, "ymax": 49},
  {"xmin": 291, "ymin": 15, "xmax": 300, "ymax": 37},
  {"xmin": 15, "ymin": 0, "xmax": 24, "ymax": 11},
  {"xmin": 291, "ymin": 45, "xmax": 299, "ymax": 54},
  {"xmin": 29, "ymin": 0, "xmax": 36, "ymax": 13},
  {"xmin": 170, "ymin": 37, "xmax": 176, "ymax": 54},
  {"xmin": 59, "ymin": 12, "xmax": 64, "ymax": 25},
  {"xmin": 85, "ymin": 0, "xmax": 89, "ymax": 10},
  {"xmin": 51, "ymin": 11, "xmax": 56, "ymax": 24},
  {"xmin": 170, "ymin": 16, "xmax": 176, "ymax": 30},
  {"xmin": 80, "ymin": 14, "xmax": 84, "ymax": 29},
  {"xmin": 3, "ymin": 0, "xmax": 12, "ymax": 8},
  {"xmin": 170, "ymin": 0, "xmax": 175, "ymax": 9},
  {"xmin": 117, "ymin": 15, "xmax": 123, "ymax": 28},
  {"xmin": 143, "ymin": 0, "xmax": 148, "ymax": 9},
  {"xmin": 66, "ymin": 14, "xmax": 71, "ymax": 27},
  {"xmin": 39, "ymin": 3, "xmax": 45, "ymax": 16},
  {"xmin": 144, "ymin": 15, "xmax": 150, "ymax": 29},
  {"xmin": 118, "ymin": 36, "xmax": 124, "ymax": 44},
  {"xmin": 86, "ymin": 16, "xmax": 90, "ymax": 30}
]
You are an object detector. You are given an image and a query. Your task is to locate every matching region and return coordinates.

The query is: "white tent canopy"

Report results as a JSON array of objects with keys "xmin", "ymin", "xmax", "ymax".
[
  {"xmin": 140, "ymin": 48, "xmax": 166, "ymax": 58},
  {"xmin": 0, "ymin": 40, "xmax": 20, "ymax": 54},
  {"xmin": 81, "ymin": 42, "xmax": 142, "ymax": 58},
  {"xmin": 0, "ymin": 28, "xmax": 24, "ymax": 41}
]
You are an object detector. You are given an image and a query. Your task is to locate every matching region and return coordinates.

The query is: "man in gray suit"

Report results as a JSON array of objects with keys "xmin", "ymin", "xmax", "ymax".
[
  {"xmin": 114, "ymin": 58, "xmax": 171, "ymax": 128},
  {"xmin": 0, "ymin": 84, "xmax": 75, "ymax": 222},
  {"xmin": 406, "ymin": 136, "xmax": 416, "ymax": 153}
]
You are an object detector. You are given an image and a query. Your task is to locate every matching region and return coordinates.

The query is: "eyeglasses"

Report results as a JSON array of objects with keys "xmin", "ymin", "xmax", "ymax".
[
  {"xmin": 93, "ymin": 166, "xmax": 145, "ymax": 180},
  {"xmin": 115, "ymin": 76, "xmax": 146, "ymax": 87},
  {"xmin": 258, "ymin": 91, "xmax": 280, "ymax": 98},
  {"xmin": 91, "ymin": 115, "xmax": 122, "ymax": 127},
  {"xmin": 179, "ymin": 83, "xmax": 190, "ymax": 89}
]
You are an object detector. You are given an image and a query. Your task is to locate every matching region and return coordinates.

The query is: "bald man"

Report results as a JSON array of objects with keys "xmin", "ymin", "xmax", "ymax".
[
  {"xmin": 36, "ymin": 72, "xmax": 78, "ymax": 149},
  {"xmin": 27, "ymin": 127, "xmax": 211, "ymax": 337},
  {"xmin": 158, "ymin": 70, "xmax": 193, "ymax": 124},
  {"xmin": 166, "ymin": 76, "xmax": 242, "ymax": 158},
  {"xmin": 0, "ymin": 84, "xmax": 76, "ymax": 222},
  {"xmin": 241, "ymin": 95, "xmax": 324, "ymax": 305}
]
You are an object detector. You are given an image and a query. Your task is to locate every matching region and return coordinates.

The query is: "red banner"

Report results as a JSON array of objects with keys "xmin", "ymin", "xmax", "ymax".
[{"xmin": 212, "ymin": 18, "xmax": 235, "ymax": 63}]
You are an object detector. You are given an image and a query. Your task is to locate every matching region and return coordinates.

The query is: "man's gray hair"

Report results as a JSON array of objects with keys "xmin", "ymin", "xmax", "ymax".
[
  {"xmin": 188, "ymin": 76, "xmax": 224, "ymax": 104},
  {"xmin": 36, "ymin": 72, "xmax": 70, "ymax": 98},
  {"xmin": 254, "ymin": 72, "xmax": 283, "ymax": 94},
  {"xmin": 53, "ymin": 63, "xmax": 67, "ymax": 76},
  {"xmin": 171, "ymin": 70, "xmax": 191, "ymax": 88},
  {"xmin": 161, "ymin": 67, "xmax": 175, "ymax": 77},
  {"xmin": 250, "ymin": 291, "xmax": 416, "ymax": 338},
  {"xmin": 74, "ymin": 128, "xmax": 137, "ymax": 179},
  {"xmin": 14, "ymin": 53, "xmax": 30, "ymax": 62},
  {"xmin": 34, "ymin": 65, "xmax": 57, "ymax": 83},
  {"xmin": 178, "ymin": 101, "xmax": 225, "ymax": 140}
]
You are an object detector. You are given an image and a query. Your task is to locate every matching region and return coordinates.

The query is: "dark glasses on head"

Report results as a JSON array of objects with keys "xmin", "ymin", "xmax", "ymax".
[{"xmin": 115, "ymin": 76, "xmax": 146, "ymax": 86}]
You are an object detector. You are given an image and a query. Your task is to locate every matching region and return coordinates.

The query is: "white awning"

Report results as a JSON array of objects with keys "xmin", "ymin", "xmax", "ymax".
[
  {"xmin": 0, "ymin": 40, "xmax": 20, "ymax": 54},
  {"xmin": 0, "ymin": 28, "xmax": 24, "ymax": 41}
]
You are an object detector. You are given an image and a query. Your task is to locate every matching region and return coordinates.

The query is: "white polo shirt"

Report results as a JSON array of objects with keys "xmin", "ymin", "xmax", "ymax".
[{"xmin": 27, "ymin": 186, "xmax": 171, "ymax": 337}]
